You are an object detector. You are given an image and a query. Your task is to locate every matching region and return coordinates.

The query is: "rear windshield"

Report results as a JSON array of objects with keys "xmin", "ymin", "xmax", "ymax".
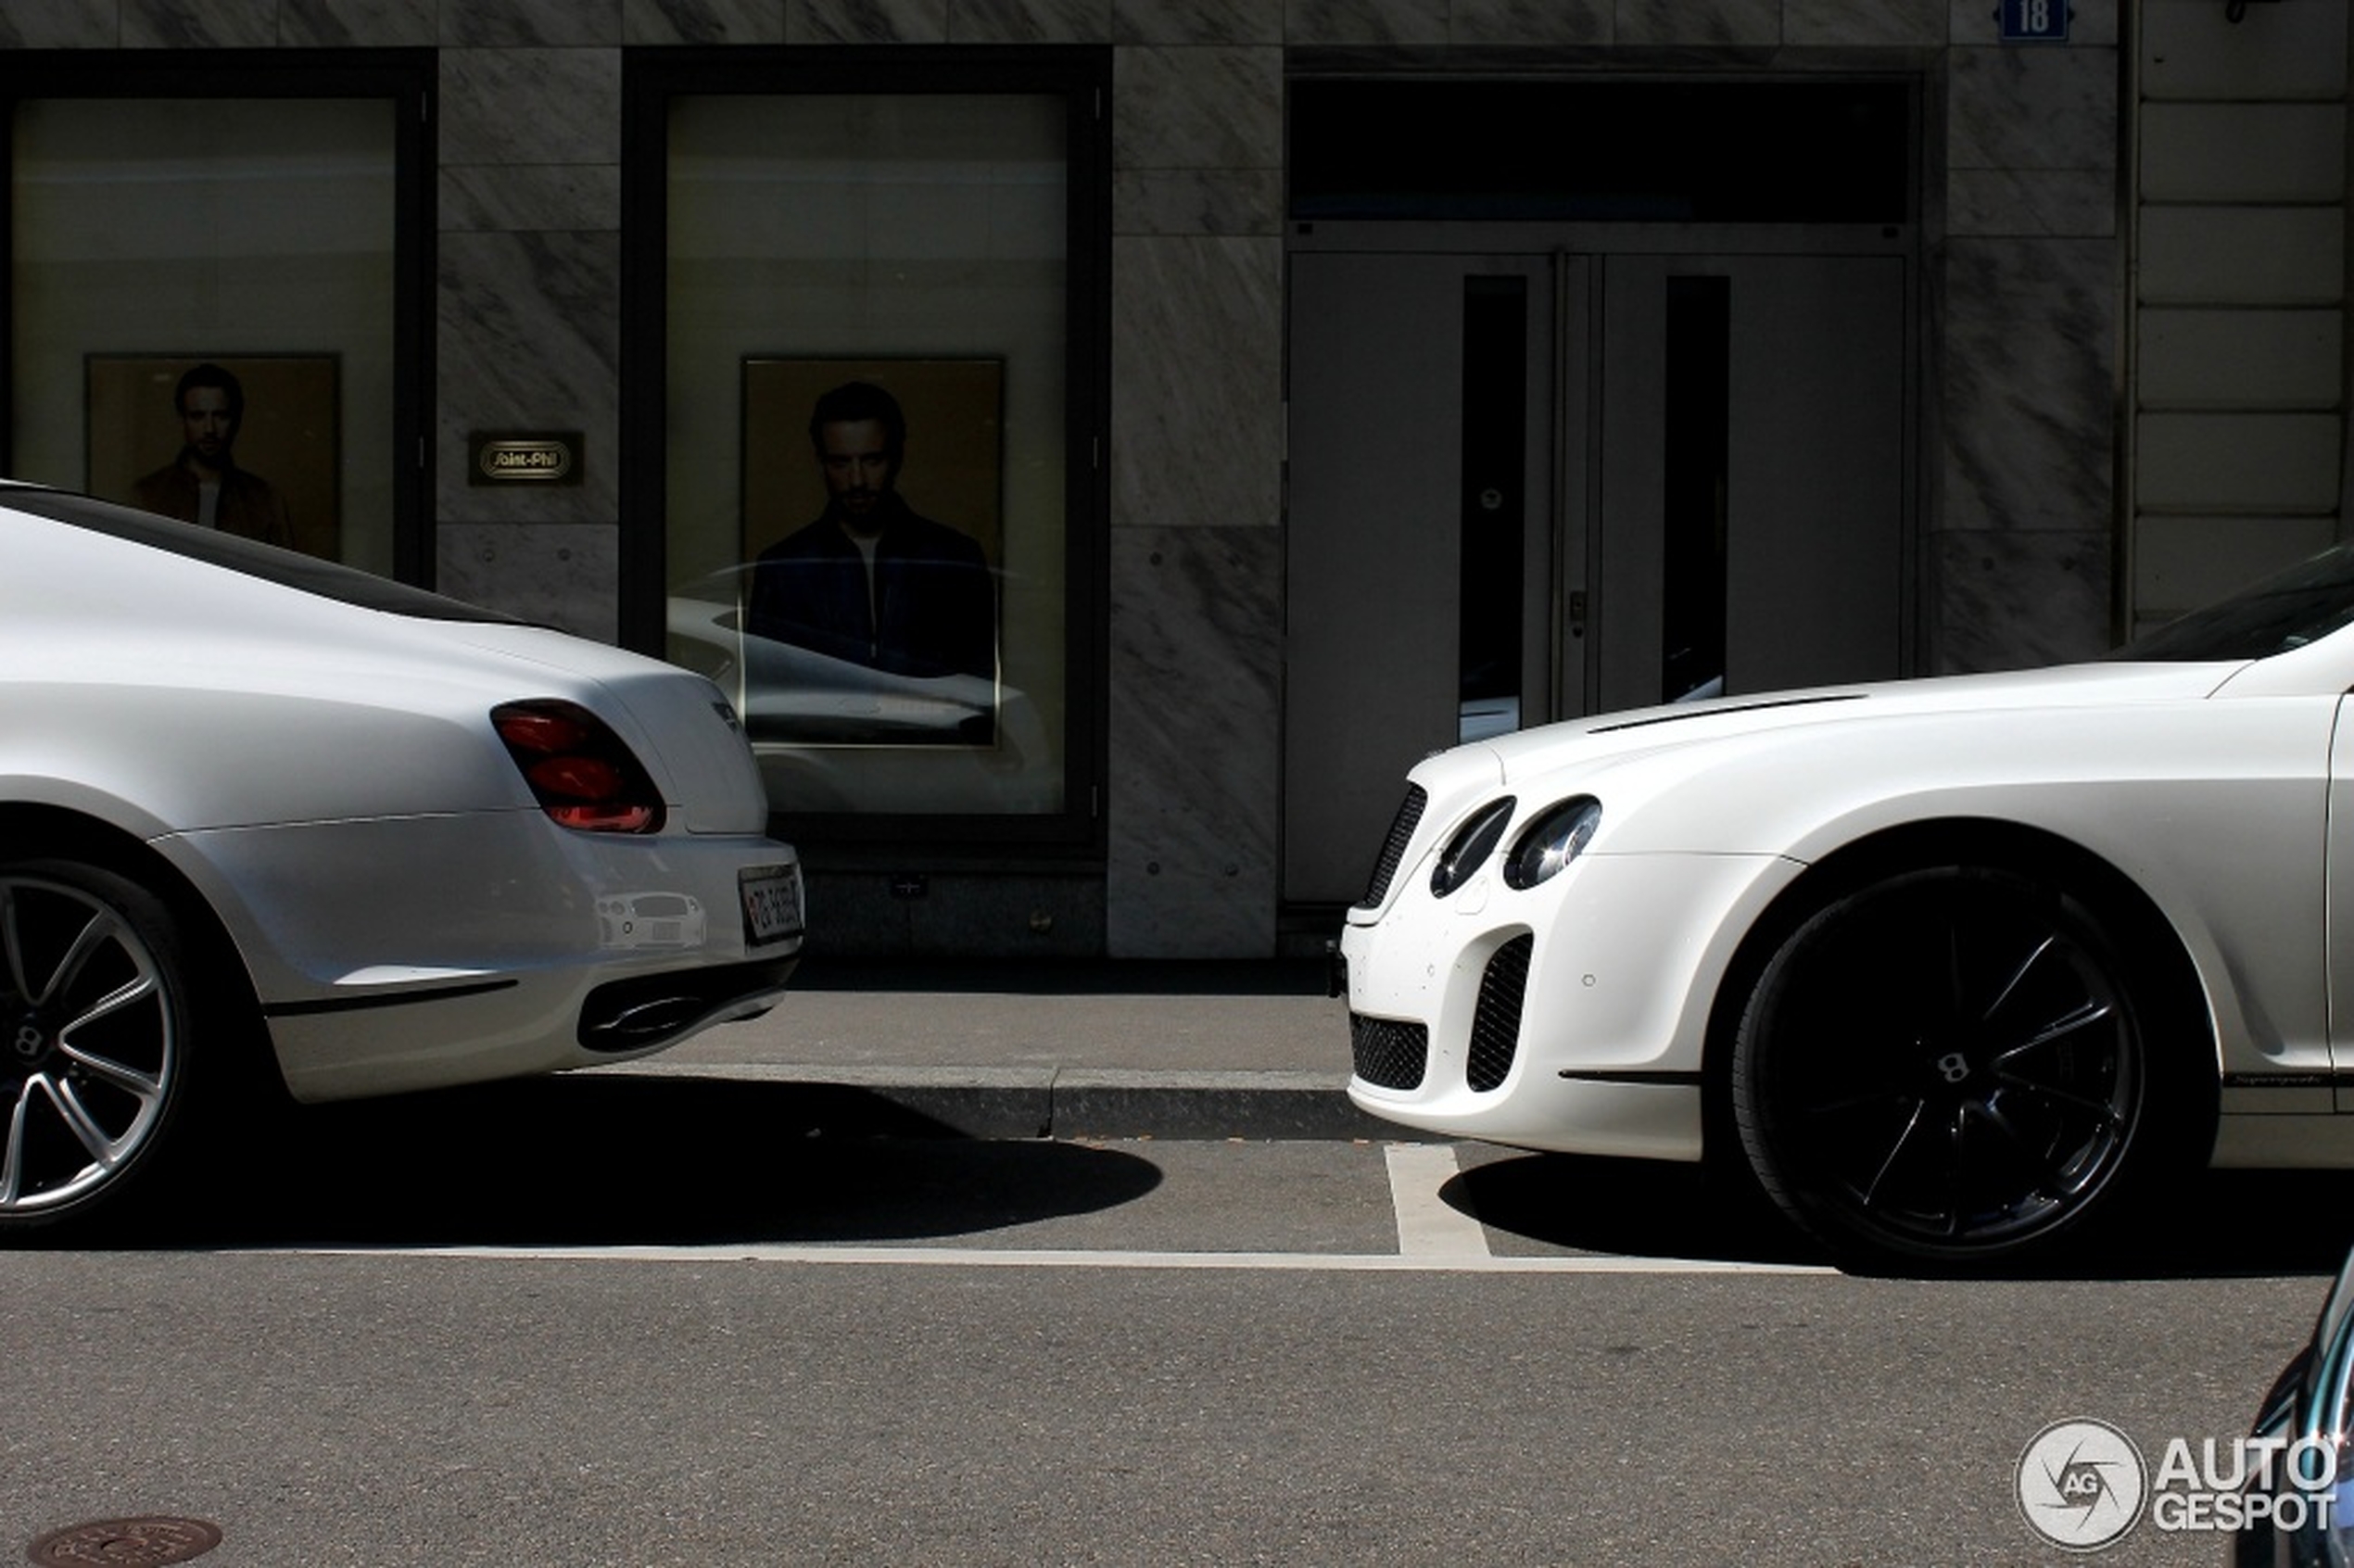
[
  {"xmin": 2115, "ymin": 540, "xmax": 2354, "ymax": 663},
  {"xmin": 6, "ymin": 487, "xmax": 518, "ymax": 625}
]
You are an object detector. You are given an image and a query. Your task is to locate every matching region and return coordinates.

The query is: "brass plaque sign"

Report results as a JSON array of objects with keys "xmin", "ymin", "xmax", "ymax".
[{"xmin": 468, "ymin": 432, "xmax": 582, "ymax": 486}]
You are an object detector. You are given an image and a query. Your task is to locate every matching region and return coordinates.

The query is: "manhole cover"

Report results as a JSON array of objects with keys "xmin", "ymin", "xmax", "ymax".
[{"xmin": 26, "ymin": 1517, "xmax": 222, "ymax": 1566}]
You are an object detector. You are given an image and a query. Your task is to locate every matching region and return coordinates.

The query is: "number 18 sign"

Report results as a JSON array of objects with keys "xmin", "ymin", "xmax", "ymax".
[{"xmin": 1998, "ymin": 0, "xmax": 2070, "ymax": 42}]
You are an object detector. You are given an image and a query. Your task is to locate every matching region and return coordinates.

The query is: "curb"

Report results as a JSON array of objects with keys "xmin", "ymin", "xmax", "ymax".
[{"xmin": 587, "ymin": 1060, "xmax": 1429, "ymax": 1143}]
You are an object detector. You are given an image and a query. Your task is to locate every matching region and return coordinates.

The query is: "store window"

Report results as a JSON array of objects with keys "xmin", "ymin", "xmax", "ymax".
[
  {"xmin": 626, "ymin": 51, "xmax": 1108, "ymax": 848},
  {"xmin": 1, "ymin": 54, "xmax": 431, "ymax": 583}
]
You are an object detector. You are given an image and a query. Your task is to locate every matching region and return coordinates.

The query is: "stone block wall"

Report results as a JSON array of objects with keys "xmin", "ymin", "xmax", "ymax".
[{"xmin": 0, "ymin": 0, "xmax": 2214, "ymax": 955}]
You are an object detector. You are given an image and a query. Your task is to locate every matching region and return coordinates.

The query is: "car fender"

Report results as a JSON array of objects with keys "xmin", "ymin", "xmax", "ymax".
[{"xmin": 1558, "ymin": 697, "xmax": 2335, "ymax": 1086}]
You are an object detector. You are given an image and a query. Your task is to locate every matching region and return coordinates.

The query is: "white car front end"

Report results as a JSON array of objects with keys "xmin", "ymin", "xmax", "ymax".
[{"xmin": 1339, "ymin": 659, "xmax": 2352, "ymax": 1235}]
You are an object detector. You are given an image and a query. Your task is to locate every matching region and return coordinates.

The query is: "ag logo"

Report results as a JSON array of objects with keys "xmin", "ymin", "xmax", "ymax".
[{"xmin": 2018, "ymin": 1418, "xmax": 2146, "ymax": 1551}]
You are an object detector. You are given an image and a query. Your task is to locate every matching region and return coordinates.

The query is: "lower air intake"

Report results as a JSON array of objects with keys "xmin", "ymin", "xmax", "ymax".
[
  {"xmin": 1468, "ymin": 935, "xmax": 1533, "ymax": 1093},
  {"xmin": 1351, "ymin": 1013, "xmax": 1429, "ymax": 1091}
]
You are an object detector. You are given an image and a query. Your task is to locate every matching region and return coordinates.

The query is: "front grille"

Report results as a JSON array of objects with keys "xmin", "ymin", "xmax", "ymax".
[
  {"xmin": 1351, "ymin": 1013, "xmax": 1429, "ymax": 1091},
  {"xmin": 1356, "ymin": 785, "xmax": 1428, "ymax": 909},
  {"xmin": 1467, "ymin": 935, "xmax": 1533, "ymax": 1092}
]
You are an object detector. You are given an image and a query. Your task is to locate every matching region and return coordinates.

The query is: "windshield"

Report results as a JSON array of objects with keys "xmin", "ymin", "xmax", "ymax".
[
  {"xmin": 2115, "ymin": 539, "xmax": 2354, "ymax": 662},
  {"xmin": 5, "ymin": 487, "xmax": 518, "ymax": 624}
]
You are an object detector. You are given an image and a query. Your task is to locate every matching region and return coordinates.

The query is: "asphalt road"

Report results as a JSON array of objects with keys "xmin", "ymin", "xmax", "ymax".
[{"xmin": 5, "ymin": 1076, "xmax": 2347, "ymax": 1566}]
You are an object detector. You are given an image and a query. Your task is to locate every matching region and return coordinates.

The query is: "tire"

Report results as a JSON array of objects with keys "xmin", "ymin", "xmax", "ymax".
[
  {"xmin": 1729, "ymin": 865, "xmax": 2200, "ymax": 1271},
  {"xmin": 0, "ymin": 860, "xmax": 200, "ymax": 1235}
]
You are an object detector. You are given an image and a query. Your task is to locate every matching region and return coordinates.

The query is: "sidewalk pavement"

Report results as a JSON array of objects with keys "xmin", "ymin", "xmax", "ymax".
[{"xmin": 589, "ymin": 955, "xmax": 1416, "ymax": 1142}]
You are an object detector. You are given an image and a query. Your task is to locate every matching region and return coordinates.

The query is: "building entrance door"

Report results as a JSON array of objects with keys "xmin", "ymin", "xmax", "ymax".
[
  {"xmin": 1282, "ymin": 239, "xmax": 1912, "ymax": 908},
  {"xmin": 1282, "ymin": 249, "xmax": 1573, "ymax": 907}
]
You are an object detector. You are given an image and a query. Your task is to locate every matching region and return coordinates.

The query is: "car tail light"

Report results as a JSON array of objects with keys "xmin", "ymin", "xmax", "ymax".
[{"xmin": 492, "ymin": 700, "xmax": 666, "ymax": 834}]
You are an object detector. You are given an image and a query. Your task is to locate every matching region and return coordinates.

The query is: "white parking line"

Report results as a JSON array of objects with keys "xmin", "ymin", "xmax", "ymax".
[
  {"xmin": 1384, "ymin": 1143, "xmax": 1492, "ymax": 1259},
  {"xmin": 280, "ymin": 1244, "xmax": 1833, "ymax": 1275}
]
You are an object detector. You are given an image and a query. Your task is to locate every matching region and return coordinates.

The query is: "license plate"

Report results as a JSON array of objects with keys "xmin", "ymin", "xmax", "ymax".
[{"xmin": 739, "ymin": 865, "xmax": 803, "ymax": 945}]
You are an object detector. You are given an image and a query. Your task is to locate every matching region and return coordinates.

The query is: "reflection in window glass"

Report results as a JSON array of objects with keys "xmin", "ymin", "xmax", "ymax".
[
  {"xmin": 663, "ymin": 95, "xmax": 1069, "ymax": 818},
  {"xmin": 11, "ymin": 98, "xmax": 399, "ymax": 576}
]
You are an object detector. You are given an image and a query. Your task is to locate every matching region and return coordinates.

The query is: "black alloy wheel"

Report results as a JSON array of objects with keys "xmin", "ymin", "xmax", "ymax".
[
  {"xmin": 0, "ymin": 861, "xmax": 196, "ymax": 1233},
  {"xmin": 1730, "ymin": 865, "xmax": 2188, "ymax": 1271}
]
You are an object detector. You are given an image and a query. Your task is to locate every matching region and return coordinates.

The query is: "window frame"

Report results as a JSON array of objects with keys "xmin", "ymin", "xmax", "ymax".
[
  {"xmin": 0, "ymin": 49, "xmax": 436, "ymax": 587},
  {"xmin": 620, "ymin": 47, "xmax": 1111, "ymax": 860}
]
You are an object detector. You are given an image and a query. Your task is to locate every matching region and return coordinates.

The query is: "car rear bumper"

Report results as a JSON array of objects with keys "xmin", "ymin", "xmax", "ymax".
[
  {"xmin": 161, "ymin": 812, "xmax": 804, "ymax": 1102},
  {"xmin": 259, "ymin": 949, "xmax": 800, "ymax": 1102}
]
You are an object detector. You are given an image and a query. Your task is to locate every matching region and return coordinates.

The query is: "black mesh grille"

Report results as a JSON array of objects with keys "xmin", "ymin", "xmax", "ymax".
[
  {"xmin": 1351, "ymin": 1013, "xmax": 1429, "ymax": 1091},
  {"xmin": 1467, "ymin": 934, "xmax": 1533, "ymax": 1093},
  {"xmin": 1356, "ymin": 785, "xmax": 1428, "ymax": 909}
]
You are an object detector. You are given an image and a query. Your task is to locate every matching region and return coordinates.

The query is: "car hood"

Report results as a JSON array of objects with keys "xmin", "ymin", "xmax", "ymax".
[{"xmin": 1479, "ymin": 660, "xmax": 2244, "ymax": 782}]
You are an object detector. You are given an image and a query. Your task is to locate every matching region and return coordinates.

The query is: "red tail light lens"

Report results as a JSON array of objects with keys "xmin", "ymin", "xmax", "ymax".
[{"xmin": 492, "ymin": 700, "xmax": 666, "ymax": 834}]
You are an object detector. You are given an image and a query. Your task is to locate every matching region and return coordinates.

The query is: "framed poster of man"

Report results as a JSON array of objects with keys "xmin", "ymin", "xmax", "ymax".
[
  {"xmin": 735, "ymin": 358, "xmax": 1005, "ymax": 746},
  {"xmin": 85, "ymin": 354, "xmax": 340, "ymax": 562}
]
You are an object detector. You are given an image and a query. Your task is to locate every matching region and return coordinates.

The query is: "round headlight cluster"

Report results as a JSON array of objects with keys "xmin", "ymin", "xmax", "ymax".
[
  {"xmin": 1429, "ymin": 797, "xmax": 1515, "ymax": 897},
  {"xmin": 1503, "ymin": 797, "xmax": 1602, "ymax": 890}
]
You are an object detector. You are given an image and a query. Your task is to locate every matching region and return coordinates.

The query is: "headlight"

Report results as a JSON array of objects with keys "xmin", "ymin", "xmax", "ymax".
[
  {"xmin": 1502, "ymin": 797, "xmax": 1601, "ymax": 890},
  {"xmin": 1429, "ymin": 797, "xmax": 1516, "ymax": 897}
]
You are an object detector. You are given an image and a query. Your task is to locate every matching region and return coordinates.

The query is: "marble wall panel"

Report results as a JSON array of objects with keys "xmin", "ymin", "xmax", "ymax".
[
  {"xmin": 787, "ymin": 0, "xmax": 949, "ymax": 41},
  {"xmin": 1110, "ymin": 235, "xmax": 1282, "ymax": 533},
  {"xmin": 1948, "ymin": 168, "xmax": 2116, "ymax": 238},
  {"xmin": 1939, "ymin": 237, "xmax": 2117, "ymax": 536},
  {"xmin": 1113, "ymin": 46, "xmax": 1281, "ymax": 171},
  {"xmin": 1788, "ymin": 0, "xmax": 1944, "ymax": 46},
  {"xmin": 946, "ymin": 0, "xmax": 1113, "ymax": 42},
  {"xmin": 439, "ymin": 49, "xmax": 621, "ymax": 167},
  {"xmin": 437, "ymin": 521, "xmax": 621, "ymax": 640},
  {"xmin": 122, "ymin": 0, "xmax": 274, "ymax": 46},
  {"xmin": 440, "ymin": 166, "xmax": 623, "ymax": 234},
  {"xmin": 1284, "ymin": 0, "xmax": 1447, "ymax": 46},
  {"xmin": 1107, "ymin": 525, "xmax": 1280, "ymax": 956},
  {"xmin": 1449, "ymin": 0, "xmax": 1609, "ymax": 45},
  {"xmin": 1932, "ymin": 529, "xmax": 2113, "ymax": 671},
  {"xmin": 436, "ymin": 231, "xmax": 622, "ymax": 525},
  {"xmin": 1948, "ymin": 44, "xmax": 2116, "ymax": 171},
  {"xmin": 279, "ymin": 0, "xmax": 437, "ymax": 45},
  {"xmin": 626, "ymin": 0, "xmax": 788, "ymax": 44},
  {"xmin": 443, "ymin": 0, "xmax": 621, "ymax": 45},
  {"xmin": 1113, "ymin": 170, "xmax": 1282, "ymax": 235},
  {"xmin": 1614, "ymin": 0, "xmax": 1779, "ymax": 46},
  {"xmin": 1114, "ymin": 0, "xmax": 1278, "ymax": 44},
  {"xmin": 0, "ymin": 0, "xmax": 114, "ymax": 46}
]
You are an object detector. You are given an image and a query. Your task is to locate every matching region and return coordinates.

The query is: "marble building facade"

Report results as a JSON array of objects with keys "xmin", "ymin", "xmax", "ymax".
[{"xmin": 0, "ymin": 0, "xmax": 2343, "ymax": 958}]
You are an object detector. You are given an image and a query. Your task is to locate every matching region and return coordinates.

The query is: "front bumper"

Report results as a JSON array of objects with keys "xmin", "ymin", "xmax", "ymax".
[{"xmin": 1339, "ymin": 849, "xmax": 1801, "ymax": 1160}]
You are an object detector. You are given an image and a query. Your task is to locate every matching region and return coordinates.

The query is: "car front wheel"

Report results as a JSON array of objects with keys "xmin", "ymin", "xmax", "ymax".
[
  {"xmin": 1730, "ymin": 865, "xmax": 2196, "ymax": 1271},
  {"xmin": 0, "ymin": 861, "xmax": 196, "ymax": 1234}
]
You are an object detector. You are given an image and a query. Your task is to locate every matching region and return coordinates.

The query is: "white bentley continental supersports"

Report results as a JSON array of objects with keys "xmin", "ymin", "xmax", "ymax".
[
  {"xmin": 1341, "ymin": 544, "xmax": 2354, "ymax": 1270},
  {"xmin": 0, "ymin": 487, "xmax": 804, "ymax": 1234}
]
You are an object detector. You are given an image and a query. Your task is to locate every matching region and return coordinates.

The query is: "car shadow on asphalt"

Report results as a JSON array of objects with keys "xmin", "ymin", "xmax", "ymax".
[
  {"xmin": 1449, "ymin": 1151, "xmax": 2354, "ymax": 1280},
  {"xmin": 122, "ymin": 1075, "xmax": 1164, "ymax": 1252}
]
